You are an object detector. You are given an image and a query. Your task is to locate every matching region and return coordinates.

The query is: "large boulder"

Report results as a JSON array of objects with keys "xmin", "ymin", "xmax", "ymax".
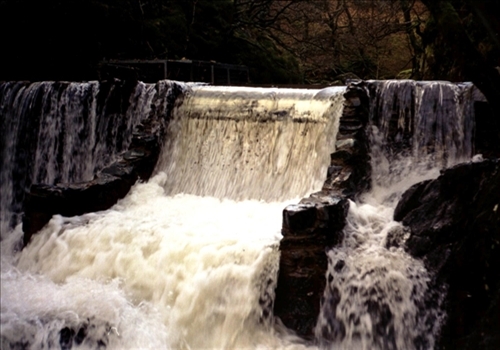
[
  {"xmin": 394, "ymin": 159, "xmax": 500, "ymax": 349},
  {"xmin": 23, "ymin": 159, "xmax": 142, "ymax": 246}
]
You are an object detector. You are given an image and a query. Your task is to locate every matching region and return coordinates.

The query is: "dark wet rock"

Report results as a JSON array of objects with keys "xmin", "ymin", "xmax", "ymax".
[
  {"xmin": 58, "ymin": 322, "xmax": 108, "ymax": 350},
  {"xmin": 275, "ymin": 82, "xmax": 372, "ymax": 338},
  {"xmin": 384, "ymin": 225, "xmax": 410, "ymax": 249},
  {"xmin": 1, "ymin": 317, "xmax": 110, "ymax": 350},
  {"xmin": 274, "ymin": 197, "xmax": 349, "ymax": 338},
  {"xmin": 23, "ymin": 171, "xmax": 136, "ymax": 245},
  {"xmin": 475, "ymin": 101, "xmax": 500, "ymax": 159},
  {"xmin": 322, "ymin": 81, "xmax": 371, "ymax": 199},
  {"xmin": 59, "ymin": 327, "xmax": 75, "ymax": 350},
  {"xmin": 333, "ymin": 260, "xmax": 345, "ymax": 273},
  {"xmin": 394, "ymin": 159, "xmax": 500, "ymax": 350}
]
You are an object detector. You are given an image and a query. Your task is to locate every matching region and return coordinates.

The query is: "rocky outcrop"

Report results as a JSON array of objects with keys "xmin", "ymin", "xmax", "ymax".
[
  {"xmin": 274, "ymin": 81, "xmax": 371, "ymax": 337},
  {"xmin": 274, "ymin": 197, "xmax": 349, "ymax": 338},
  {"xmin": 22, "ymin": 81, "xmax": 186, "ymax": 245},
  {"xmin": 394, "ymin": 159, "xmax": 500, "ymax": 349}
]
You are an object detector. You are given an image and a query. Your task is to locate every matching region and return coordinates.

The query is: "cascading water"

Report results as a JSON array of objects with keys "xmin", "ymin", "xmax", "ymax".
[
  {"xmin": 315, "ymin": 81, "xmax": 477, "ymax": 350},
  {"xmin": 0, "ymin": 81, "xmax": 156, "ymax": 238},
  {"xmin": 367, "ymin": 80, "xmax": 476, "ymax": 203},
  {"xmin": 1, "ymin": 83, "xmax": 345, "ymax": 349},
  {"xmin": 158, "ymin": 86, "xmax": 344, "ymax": 201},
  {"xmin": 0, "ymin": 79, "xmax": 480, "ymax": 350}
]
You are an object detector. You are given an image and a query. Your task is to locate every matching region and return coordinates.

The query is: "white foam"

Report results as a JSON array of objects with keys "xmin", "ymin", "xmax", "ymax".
[
  {"xmin": 5, "ymin": 176, "xmax": 314, "ymax": 349},
  {"xmin": 315, "ymin": 200, "xmax": 444, "ymax": 349},
  {"xmin": 2, "ymin": 84, "xmax": 347, "ymax": 349}
]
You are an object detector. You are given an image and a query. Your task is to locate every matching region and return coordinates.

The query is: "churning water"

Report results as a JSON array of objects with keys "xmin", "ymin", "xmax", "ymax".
[
  {"xmin": 1, "ymin": 83, "xmax": 343, "ymax": 349},
  {"xmin": 0, "ymin": 80, "xmax": 477, "ymax": 349}
]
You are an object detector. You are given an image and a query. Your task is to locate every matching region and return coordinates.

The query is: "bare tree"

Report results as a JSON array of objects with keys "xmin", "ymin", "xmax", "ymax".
[{"xmin": 244, "ymin": 0, "xmax": 428, "ymax": 82}]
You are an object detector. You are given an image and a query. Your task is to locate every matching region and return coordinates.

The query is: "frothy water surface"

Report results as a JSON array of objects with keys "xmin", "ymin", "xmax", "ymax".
[
  {"xmin": 5, "ymin": 175, "xmax": 312, "ymax": 349},
  {"xmin": 1, "ymin": 85, "xmax": 346, "ymax": 349},
  {"xmin": 1, "ymin": 81, "xmax": 477, "ymax": 349}
]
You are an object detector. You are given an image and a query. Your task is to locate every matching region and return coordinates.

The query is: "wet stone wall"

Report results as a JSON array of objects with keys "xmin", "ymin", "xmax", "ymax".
[{"xmin": 273, "ymin": 81, "xmax": 371, "ymax": 337}]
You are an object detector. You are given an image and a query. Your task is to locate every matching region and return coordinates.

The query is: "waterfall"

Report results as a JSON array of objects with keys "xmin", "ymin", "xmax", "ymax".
[
  {"xmin": 1, "ymin": 84, "xmax": 345, "ymax": 349},
  {"xmin": 367, "ymin": 80, "xmax": 476, "ymax": 204},
  {"xmin": 0, "ymin": 79, "xmax": 480, "ymax": 349},
  {"xmin": 0, "ymin": 80, "xmax": 156, "ymax": 238},
  {"xmin": 157, "ymin": 86, "xmax": 345, "ymax": 201},
  {"xmin": 315, "ymin": 81, "xmax": 477, "ymax": 349}
]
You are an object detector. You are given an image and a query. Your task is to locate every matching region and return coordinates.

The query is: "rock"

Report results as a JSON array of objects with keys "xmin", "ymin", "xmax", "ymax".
[
  {"xmin": 274, "ymin": 197, "xmax": 349, "ymax": 338},
  {"xmin": 475, "ymin": 101, "xmax": 500, "ymax": 159},
  {"xmin": 22, "ymin": 142, "xmax": 152, "ymax": 245},
  {"xmin": 322, "ymin": 81, "xmax": 371, "ymax": 198},
  {"xmin": 394, "ymin": 159, "xmax": 500, "ymax": 349},
  {"xmin": 274, "ymin": 82, "xmax": 372, "ymax": 338},
  {"xmin": 23, "ymin": 170, "xmax": 137, "ymax": 246},
  {"xmin": 384, "ymin": 225, "xmax": 410, "ymax": 249}
]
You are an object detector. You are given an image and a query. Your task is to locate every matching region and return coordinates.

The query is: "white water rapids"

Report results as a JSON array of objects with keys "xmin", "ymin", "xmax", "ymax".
[{"xmin": 0, "ymin": 81, "xmax": 476, "ymax": 349}]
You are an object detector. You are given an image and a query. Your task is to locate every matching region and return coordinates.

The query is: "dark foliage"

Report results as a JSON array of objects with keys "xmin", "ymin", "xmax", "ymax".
[
  {"xmin": 0, "ymin": 0, "xmax": 301, "ymax": 83},
  {"xmin": 0, "ymin": 0, "xmax": 498, "ymax": 87}
]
